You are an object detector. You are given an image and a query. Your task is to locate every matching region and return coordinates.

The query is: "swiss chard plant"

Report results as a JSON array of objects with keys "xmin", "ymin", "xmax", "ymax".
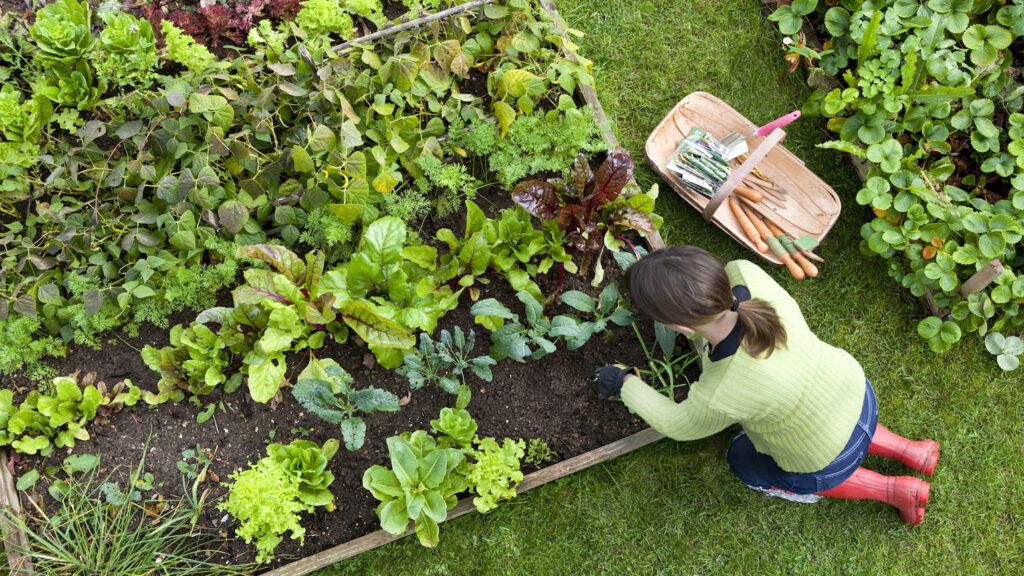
[
  {"xmin": 320, "ymin": 216, "xmax": 461, "ymax": 368},
  {"xmin": 770, "ymin": 0, "xmax": 1024, "ymax": 355},
  {"xmin": 397, "ymin": 326, "xmax": 496, "ymax": 395},
  {"xmin": 513, "ymin": 150, "xmax": 660, "ymax": 277},
  {"xmin": 291, "ymin": 357, "xmax": 401, "ymax": 450}
]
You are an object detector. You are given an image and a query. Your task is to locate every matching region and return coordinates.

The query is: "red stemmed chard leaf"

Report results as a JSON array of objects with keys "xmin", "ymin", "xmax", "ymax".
[
  {"xmin": 512, "ymin": 180, "xmax": 560, "ymax": 220},
  {"xmin": 583, "ymin": 148, "xmax": 634, "ymax": 216}
]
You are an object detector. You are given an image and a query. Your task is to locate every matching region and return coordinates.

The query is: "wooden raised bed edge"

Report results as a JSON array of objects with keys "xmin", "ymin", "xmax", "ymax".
[
  {"xmin": 1, "ymin": 451, "xmax": 32, "ymax": 575},
  {"xmin": 757, "ymin": 1, "xmax": 1002, "ymax": 316},
  {"xmin": 0, "ymin": 1, "xmax": 669, "ymax": 574}
]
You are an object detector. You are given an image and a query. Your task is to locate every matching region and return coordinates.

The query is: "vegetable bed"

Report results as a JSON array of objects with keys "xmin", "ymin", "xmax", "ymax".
[{"xmin": 1, "ymin": 1, "xmax": 690, "ymax": 573}]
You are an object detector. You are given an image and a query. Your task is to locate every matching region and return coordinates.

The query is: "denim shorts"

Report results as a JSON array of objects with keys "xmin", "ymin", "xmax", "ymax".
[{"xmin": 726, "ymin": 379, "xmax": 878, "ymax": 494}]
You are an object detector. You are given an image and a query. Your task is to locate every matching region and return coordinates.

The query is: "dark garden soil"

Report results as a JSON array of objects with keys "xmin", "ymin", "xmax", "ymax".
[{"xmin": 11, "ymin": 182, "xmax": 694, "ymax": 569}]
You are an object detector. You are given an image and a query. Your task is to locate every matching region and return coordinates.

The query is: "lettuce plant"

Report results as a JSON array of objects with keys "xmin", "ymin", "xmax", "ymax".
[
  {"xmin": 219, "ymin": 439, "xmax": 339, "ymax": 563},
  {"xmin": 93, "ymin": 11, "xmax": 158, "ymax": 90},
  {"xmin": 291, "ymin": 357, "xmax": 400, "ymax": 450},
  {"xmin": 29, "ymin": 0, "xmax": 93, "ymax": 65},
  {"xmin": 161, "ymin": 20, "xmax": 215, "ymax": 73},
  {"xmin": 362, "ymin": 431, "xmax": 468, "ymax": 547},
  {"xmin": 0, "ymin": 374, "xmax": 141, "ymax": 456},
  {"xmin": 430, "ymin": 407, "xmax": 477, "ymax": 448},
  {"xmin": 295, "ymin": 0, "xmax": 355, "ymax": 38},
  {"xmin": 466, "ymin": 436, "xmax": 525, "ymax": 513}
]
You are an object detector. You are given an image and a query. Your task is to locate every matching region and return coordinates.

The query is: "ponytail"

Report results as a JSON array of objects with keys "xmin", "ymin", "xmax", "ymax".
[
  {"xmin": 735, "ymin": 299, "xmax": 787, "ymax": 358},
  {"xmin": 626, "ymin": 245, "xmax": 787, "ymax": 359}
]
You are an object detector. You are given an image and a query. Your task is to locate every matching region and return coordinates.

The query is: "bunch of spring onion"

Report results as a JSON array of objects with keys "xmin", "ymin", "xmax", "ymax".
[{"xmin": 666, "ymin": 127, "xmax": 730, "ymax": 197}]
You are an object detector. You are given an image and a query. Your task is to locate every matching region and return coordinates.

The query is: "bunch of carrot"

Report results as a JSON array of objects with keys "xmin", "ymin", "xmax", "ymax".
[{"xmin": 728, "ymin": 197, "xmax": 818, "ymax": 280}]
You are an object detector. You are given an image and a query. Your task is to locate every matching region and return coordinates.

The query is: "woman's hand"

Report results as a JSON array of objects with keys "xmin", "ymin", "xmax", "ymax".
[{"xmin": 593, "ymin": 364, "xmax": 638, "ymax": 399}]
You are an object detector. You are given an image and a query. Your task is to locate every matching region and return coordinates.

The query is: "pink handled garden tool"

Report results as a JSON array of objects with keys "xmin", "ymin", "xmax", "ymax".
[{"xmin": 721, "ymin": 110, "xmax": 801, "ymax": 161}]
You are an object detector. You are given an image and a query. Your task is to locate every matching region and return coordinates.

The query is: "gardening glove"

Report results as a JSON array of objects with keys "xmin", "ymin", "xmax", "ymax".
[{"xmin": 594, "ymin": 364, "xmax": 637, "ymax": 399}]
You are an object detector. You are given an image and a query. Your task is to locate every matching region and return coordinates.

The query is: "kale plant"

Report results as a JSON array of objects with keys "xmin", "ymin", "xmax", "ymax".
[
  {"xmin": 291, "ymin": 357, "xmax": 400, "ymax": 450},
  {"xmin": 396, "ymin": 327, "xmax": 496, "ymax": 395}
]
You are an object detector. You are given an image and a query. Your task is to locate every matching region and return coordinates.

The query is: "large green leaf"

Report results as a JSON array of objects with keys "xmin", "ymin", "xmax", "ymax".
[{"xmin": 341, "ymin": 300, "xmax": 415, "ymax": 349}]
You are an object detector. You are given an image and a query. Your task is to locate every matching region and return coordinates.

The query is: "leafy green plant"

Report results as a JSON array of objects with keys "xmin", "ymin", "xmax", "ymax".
[
  {"xmin": 93, "ymin": 10, "xmax": 158, "ymax": 90},
  {"xmin": 631, "ymin": 321, "xmax": 699, "ymax": 400},
  {"xmin": 513, "ymin": 150, "xmax": 659, "ymax": 276},
  {"xmin": 320, "ymin": 216, "xmax": 460, "ymax": 368},
  {"xmin": 29, "ymin": 0, "xmax": 93, "ymax": 65},
  {"xmin": 296, "ymin": 0, "xmax": 356, "ymax": 39},
  {"xmin": 549, "ymin": 284, "xmax": 634, "ymax": 350},
  {"xmin": 0, "ymin": 316, "xmax": 65, "ymax": 380},
  {"xmin": 291, "ymin": 357, "xmax": 401, "ymax": 450},
  {"xmin": 466, "ymin": 436, "xmax": 525, "ymax": 513},
  {"xmin": 984, "ymin": 332, "xmax": 1024, "ymax": 371},
  {"xmin": 524, "ymin": 438, "xmax": 555, "ymax": 468},
  {"xmin": 397, "ymin": 327, "xmax": 496, "ymax": 394},
  {"xmin": 219, "ymin": 439, "xmax": 339, "ymax": 563},
  {"xmin": 416, "ymin": 153, "xmax": 482, "ymax": 217},
  {"xmin": 161, "ymin": 20, "xmax": 215, "ymax": 72},
  {"xmin": 0, "ymin": 373, "xmax": 140, "ymax": 456},
  {"xmin": 4, "ymin": 453, "xmax": 252, "ymax": 576},
  {"xmin": 447, "ymin": 108, "xmax": 610, "ymax": 189},
  {"xmin": 471, "ymin": 290, "xmax": 557, "ymax": 361},
  {"xmin": 772, "ymin": 0, "xmax": 1024, "ymax": 351},
  {"xmin": 362, "ymin": 430, "xmax": 469, "ymax": 547},
  {"xmin": 430, "ymin": 406, "xmax": 478, "ymax": 448}
]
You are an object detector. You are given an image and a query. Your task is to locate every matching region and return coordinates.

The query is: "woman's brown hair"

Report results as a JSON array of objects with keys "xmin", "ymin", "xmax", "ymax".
[{"xmin": 624, "ymin": 245, "xmax": 787, "ymax": 358}]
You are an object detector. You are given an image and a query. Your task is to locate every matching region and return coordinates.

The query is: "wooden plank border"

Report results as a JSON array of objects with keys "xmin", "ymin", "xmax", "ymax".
[
  {"xmin": 264, "ymin": 428, "xmax": 664, "ymax": 575},
  {"xmin": 0, "ymin": 450, "xmax": 32, "ymax": 575}
]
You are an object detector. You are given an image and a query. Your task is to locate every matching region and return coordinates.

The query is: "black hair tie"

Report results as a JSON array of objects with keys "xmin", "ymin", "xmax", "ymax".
[{"xmin": 730, "ymin": 298, "xmax": 740, "ymax": 312}]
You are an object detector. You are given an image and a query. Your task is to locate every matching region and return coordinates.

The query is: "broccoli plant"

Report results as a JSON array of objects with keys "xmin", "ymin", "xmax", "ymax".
[
  {"xmin": 549, "ymin": 284, "xmax": 634, "ymax": 350},
  {"xmin": 396, "ymin": 327, "xmax": 496, "ymax": 395},
  {"xmin": 291, "ymin": 358, "xmax": 400, "ymax": 450}
]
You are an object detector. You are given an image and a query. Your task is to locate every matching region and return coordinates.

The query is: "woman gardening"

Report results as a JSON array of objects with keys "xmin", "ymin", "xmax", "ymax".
[{"xmin": 596, "ymin": 246, "xmax": 940, "ymax": 524}]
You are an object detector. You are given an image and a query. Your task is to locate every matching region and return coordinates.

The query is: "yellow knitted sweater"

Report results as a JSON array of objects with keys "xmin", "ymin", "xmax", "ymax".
[{"xmin": 620, "ymin": 260, "xmax": 866, "ymax": 473}]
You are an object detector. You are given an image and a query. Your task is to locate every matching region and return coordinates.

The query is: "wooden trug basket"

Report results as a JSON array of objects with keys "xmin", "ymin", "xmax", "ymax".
[{"xmin": 645, "ymin": 91, "xmax": 841, "ymax": 265}]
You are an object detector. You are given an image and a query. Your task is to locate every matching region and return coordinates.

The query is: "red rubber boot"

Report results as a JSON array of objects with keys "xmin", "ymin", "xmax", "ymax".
[
  {"xmin": 869, "ymin": 424, "xmax": 940, "ymax": 475},
  {"xmin": 817, "ymin": 467, "xmax": 930, "ymax": 525}
]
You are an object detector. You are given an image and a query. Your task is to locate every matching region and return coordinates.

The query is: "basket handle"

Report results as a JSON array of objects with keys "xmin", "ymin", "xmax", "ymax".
[{"xmin": 701, "ymin": 128, "xmax": 787, "ymax": 220}]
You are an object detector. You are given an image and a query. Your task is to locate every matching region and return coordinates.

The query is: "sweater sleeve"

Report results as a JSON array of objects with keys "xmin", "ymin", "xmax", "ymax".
[{"xmin": 619, "ymin": 374, "xmax": 736, "ymax": 441}]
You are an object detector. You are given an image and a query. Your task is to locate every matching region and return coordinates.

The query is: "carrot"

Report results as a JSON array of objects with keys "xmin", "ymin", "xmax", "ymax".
[
  {"xmin": 729, "ymin": 198, "xmax": 768, "ymax": 253},
  {"xmin": 734, "ymin": 184, "xmax": 764, "ymax": 203},
  {"xmin": 741, "ymin": 204, "xmax": 772, "ymax": 242},
  {"xmin": 766, "ymin": 221, "xmax": 818, "ymax": 278}
]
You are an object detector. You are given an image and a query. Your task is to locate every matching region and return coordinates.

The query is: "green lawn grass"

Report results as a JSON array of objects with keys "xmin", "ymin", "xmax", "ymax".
[{"xmin": 314, "ymin": 1, "xmax": 1024, "ymax": 573}]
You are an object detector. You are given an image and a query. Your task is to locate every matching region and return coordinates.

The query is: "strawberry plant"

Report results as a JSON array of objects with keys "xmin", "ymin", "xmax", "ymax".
[{"xmin": 770, "ymin": 0, "xmax": 1024, "ymax": 355}]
